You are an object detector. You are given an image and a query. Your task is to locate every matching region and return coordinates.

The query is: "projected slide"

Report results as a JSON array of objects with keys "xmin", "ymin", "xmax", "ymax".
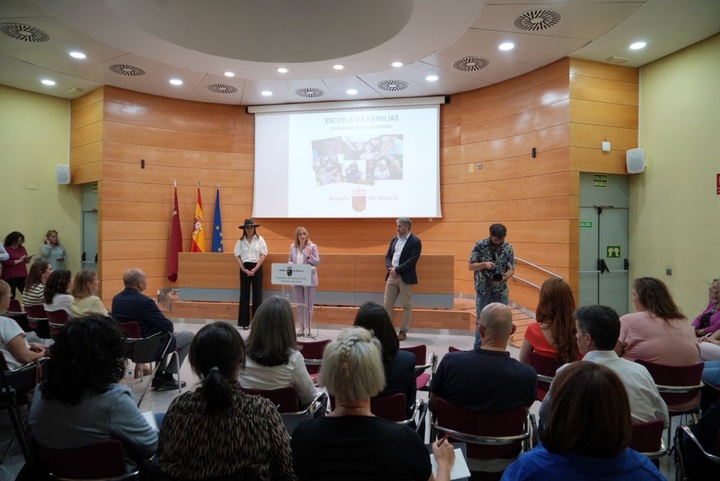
[{"xmin": 254, "ymin": 104, "xmax": 440, "ymax": 218}]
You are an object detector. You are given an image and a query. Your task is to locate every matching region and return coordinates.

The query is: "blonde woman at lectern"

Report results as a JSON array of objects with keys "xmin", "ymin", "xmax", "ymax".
[{"xmin": 288, "ymin": 226, "xmax": 320, "ymax": 337}]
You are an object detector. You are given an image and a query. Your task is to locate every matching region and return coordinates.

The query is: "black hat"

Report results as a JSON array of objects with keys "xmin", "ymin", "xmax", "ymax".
[{"xmin": 240, "ymin": 218, "xmax": 260, "ymax": 229}]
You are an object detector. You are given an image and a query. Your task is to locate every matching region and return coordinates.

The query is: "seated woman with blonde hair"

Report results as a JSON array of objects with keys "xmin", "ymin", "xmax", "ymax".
[
  {"xmin": 291, "ymin": 327, "xmax": 455, "ymax": 481},
  {"xmin": 70, "ymin": 269, "xmax": 108, "ymax": 318},
  {"xmin": 501, "ymin": 362, "xmax": 664, "ymax": 480}
]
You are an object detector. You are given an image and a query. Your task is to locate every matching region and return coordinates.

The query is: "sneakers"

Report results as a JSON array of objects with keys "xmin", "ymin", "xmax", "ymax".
[
  {"xmin": 397, "ymin": 330, "xmax": 407, "ymax": 342},
  {"xmin": 152, "ymin": 373, "xmax": 186, "ymax": 391}
]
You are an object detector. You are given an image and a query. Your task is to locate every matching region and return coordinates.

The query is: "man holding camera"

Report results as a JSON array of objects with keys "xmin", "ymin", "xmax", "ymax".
[{"xmin": 469, "ymin": 223, "xmax": 515, "ymax": 349}]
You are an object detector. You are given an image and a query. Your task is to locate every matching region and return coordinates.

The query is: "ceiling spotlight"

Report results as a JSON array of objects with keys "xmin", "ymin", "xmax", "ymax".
[
  {"xmin": 277, "ymin": 67, "xmax": 288, "ymax": 74},
  {"xmin": 391, "ymin": 61, "xmax": 404, "ymax": 68},
  {"xmin": 333, "ymin": 64, "xmax": 345, "ymax": 70},
  {"xmin": 629, "ymin": 41, "xmax": 647, "ymax": 50},
  {"xmin": 169, "ymin": 79, "xmax": 183, "ymax": 86},
  {"xmin": 346, "ymin": 89, "xmax": 358, "ymax": 95},
  {"xmin": 426, "ymin": 75, "xmax": 439, "ymax": 82},
  {"xmin": 224, "ymin": 71, "xmax": 235, "ymax": 77},
  {"xmin": 41, "ymin": 79, "xmax": 55, "ymax": 86},
  {"xmin": 69, "ymin": 51, "xmax": 86, "ymax": 59},
  {"xmin": 261, "ymin": 90, "xmax": 273, "ymax": 96},
  {"xmin": 498, "ymin": 42, "xmax": 514, "ymax": 51}
]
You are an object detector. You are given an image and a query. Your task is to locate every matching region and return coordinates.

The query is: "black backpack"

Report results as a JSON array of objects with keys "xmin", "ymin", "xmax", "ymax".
[{"xmin": 673, "ymin": 399, "xmax": 720, "ymax": 481}]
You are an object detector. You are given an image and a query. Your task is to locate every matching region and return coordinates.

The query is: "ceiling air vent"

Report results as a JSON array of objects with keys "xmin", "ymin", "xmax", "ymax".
[
  {"xmin": 453, "ymin": 56, "xmax": 490, "ymax": 72},
  {"xmin": 208, "ymin": 83, "xmax": 238, "ymax": 94},
  {"xmin": 108, "ymin": 64, "xmax": 147, "ymax": 77},
  {"xmin": 377, "ymin": 80, "xmax": 409, "ymax": 92},
  {"xmin": 0, "ymin": 23, "xmax": 50, "ymax": 43},
  {"xmin": 295, "ymin": 88, "xmax": 324, "ymax": 98},
  {"xmin": 513, "ymin": 10, "xmax": 562, "ymax": 31}
]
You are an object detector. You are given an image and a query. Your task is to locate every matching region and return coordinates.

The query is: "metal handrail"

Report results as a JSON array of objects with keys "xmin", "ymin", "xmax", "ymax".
[
  {"xmin": 510, "ymin": 276, "xmax": 541, "ymax": 290},
  {"xmin": 515, "ymin": 257, "xmax": 562, "ymax": 279}
]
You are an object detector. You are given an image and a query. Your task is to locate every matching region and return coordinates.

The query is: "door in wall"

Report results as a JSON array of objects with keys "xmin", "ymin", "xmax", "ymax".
[
  {"xmin": 81, "ymin": 183, "xmax": 98, "ymax": 272},
  {"xmin": 579, "ymin": 174, "xmax": 629, "ymax": 316}
]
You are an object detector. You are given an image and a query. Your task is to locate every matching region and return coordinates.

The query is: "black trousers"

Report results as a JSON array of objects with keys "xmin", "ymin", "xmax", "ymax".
[
  {"xmin": 238, "ymin": 262, "xmax": 263, "ymax": 327},
  {"xmin": 6, "ymin": 277, "xmax": 25, "ymax": 300}
]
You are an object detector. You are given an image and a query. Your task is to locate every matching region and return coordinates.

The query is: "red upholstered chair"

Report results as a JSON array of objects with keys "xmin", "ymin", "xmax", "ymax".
[
  {"xmin": 447, "ymin": 346, "xmax": 463, "ymax": 353},
  {"xmin": 370, "ymin": 392, "xmax": 427, "ymax": 435},
  {"xmin": 526, "ymin": 350, "xmax": 564, "ymax": 402},
  {"xmin": 629, "ymin": 419, "xmax": 667, "ymax": 466},
  {"xmin": 35, "ymin": 439, "xmax": 138, "ymax": 480},
  {"xmin": 399, "ymin": 344, "xmax": 437, "ymax": 391},
  {"xmin": 116, "ymin": 321, "xmax": 175, "ymax": 407},
  {"xmin": 7, "ymin": 299, "xmax": 22, "ymax": 314},
  {"xmin": 635, "ymin": 359, "xmax": 704, "ymax": 445},
  {"xmin": 5, "ymin": 299, "xmax": 31, "ymax": 332},
  {"xmin": 239, "ymin": 385, "xmax": 328, "ymax": 417},
  {"xmin": 430, "ymin": 397, "xmax": 533, "ymax": 463},
  {"xmin": 45, "ymin": 309, "xmax": 69, "ymax": 339},
  {"xmin": 297, "ymin": 338, "xmax": 330, "ymax": 384},
  {"xmin": 24, "ymin": 304, "xmax": 51, "ymax": 341}
]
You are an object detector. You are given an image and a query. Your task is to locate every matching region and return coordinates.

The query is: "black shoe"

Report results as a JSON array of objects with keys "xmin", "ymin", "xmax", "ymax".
[{"xmin": 152, "ymin": 376, "xmax": 186, "ymax": 391}]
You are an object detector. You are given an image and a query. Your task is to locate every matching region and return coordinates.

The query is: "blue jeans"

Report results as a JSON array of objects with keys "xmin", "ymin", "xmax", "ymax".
[
  {"xmin": 474, "ymin": 292, "xmax": 508, "ymax": 349},
  {"xmin": 702, "ymin": 360, "xmax": 720, "ymax": 386}
]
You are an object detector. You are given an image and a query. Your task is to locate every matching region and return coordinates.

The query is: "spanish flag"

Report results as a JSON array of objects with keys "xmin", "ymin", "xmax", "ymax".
[{"xmin": 191, "ymin": 186, "xmax": 206, "ymax": 252}]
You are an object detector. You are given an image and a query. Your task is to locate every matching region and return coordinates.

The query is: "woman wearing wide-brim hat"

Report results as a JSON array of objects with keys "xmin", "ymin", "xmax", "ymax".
[{"xmin": 234, "ymin": 219, "xmax": 268, "ymax": 329}]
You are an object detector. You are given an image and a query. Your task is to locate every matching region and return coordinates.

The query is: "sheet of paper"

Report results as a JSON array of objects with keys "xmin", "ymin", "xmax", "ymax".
[
  {"xmin": 142, "ymin": 411, "xmax": 158, "ymax": 431},
  {"xmin": 431, "ymin": 447, "xmax": 471, "ymax": 480}
]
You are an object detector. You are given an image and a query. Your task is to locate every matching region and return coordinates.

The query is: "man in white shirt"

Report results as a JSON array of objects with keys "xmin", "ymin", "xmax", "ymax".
[{"xmin": 539, "ymin": 304, "xmax": 669, "ymax": 427}]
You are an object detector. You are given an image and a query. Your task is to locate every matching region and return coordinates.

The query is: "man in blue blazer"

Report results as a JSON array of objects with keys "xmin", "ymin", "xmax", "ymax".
[
  {"xmin": 112, "ymin": 268, "xmax": 194, "ymax": 391},
  {"xmin": 384, "ymin": 217, "xmax": 422, "ymax": 341}
]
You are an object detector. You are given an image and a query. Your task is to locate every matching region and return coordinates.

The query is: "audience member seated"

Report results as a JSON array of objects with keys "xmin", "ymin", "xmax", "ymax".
[
  {"xmin": 292, "ymin": 327, "xmax": 455, "ymax": 481},
  {"xmin": 22, "ymin": 260, "xmax": 52, "ymax": 307},
  {"xmin": 0, "ymin": 279, "xmax": 47, "ymax": 369},
  {"xmin": 501, "ymin": 363, "xmax": 665, "ymax": 481},
  {"xmin": 70, "ymin": 269, "xmax": 109, "ymax": 317},
  {"xmin": 353, "ymin": 301, "xmax": 416, "ymax": 417},
  {"xmin": 692, "ymin": 278, "xmax": 720, "ymax": 337},
  {"xmin": 43, "ymin": 269, "xmax": 73, "ymax": 317},
  {"xmin": 28, "ymin": 316, "xmax": 157, "ymax": 471},
  {"xmin": 700, "ymin": 328, "xmax": 720, "ymax": 361},
  {"xmin": 150, "ymin": 322, "xmax": 296, "ymax": 480},
  {"xmin": 615, "ymin": 277, "xmax": 699, "ymax": 367},
  {"xmin": 519, "ymin": 277, "xmax": 580, "ymax": 364},
  {"xmin": 540, "ymin": 305, "xmax": 668, "ymax": 428},
  {"xmin": 238, "ymin": 296, "xmax": 317, "ymax": 407},
  {"xmin": 111, "ymin": 268, "xmax": 192, "ymax": 391}
]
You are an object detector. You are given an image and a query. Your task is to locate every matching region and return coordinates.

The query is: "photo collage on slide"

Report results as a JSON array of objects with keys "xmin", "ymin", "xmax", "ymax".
[{"xmin": 311, "ymin": 135, "xmax": 404, "ymax": 187}]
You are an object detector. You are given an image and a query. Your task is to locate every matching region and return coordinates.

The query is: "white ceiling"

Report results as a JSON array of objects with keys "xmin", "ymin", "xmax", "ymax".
[{"xmin": 0, "ymin": 0, "xmax": 718, "ymax": 106}]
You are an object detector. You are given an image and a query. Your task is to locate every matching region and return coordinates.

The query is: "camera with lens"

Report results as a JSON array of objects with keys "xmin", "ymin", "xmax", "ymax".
[{"xmin": 483, "ymin": 268, "xmax": 504, "ymax": 282}]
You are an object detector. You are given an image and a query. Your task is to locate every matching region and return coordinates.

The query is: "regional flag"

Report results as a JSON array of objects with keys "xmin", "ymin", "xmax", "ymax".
[
  {"xmin": 167, "ymin": 185, "xmax": 183, "ymax": 282},
  {"xmin": 212, "ymin": 187, "xmax": 224, "ymax": 252},
  {"xmin": 191, "ymin": 186, "xmax": 206, "ymax": 252}
]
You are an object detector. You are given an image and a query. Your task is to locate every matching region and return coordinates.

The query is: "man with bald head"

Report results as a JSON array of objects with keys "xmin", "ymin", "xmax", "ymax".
[
  {"xmin": 430, "ymin": 303, "xmax": 536, "ymax": 414},
  {"xmin": 112, "ymin": 268, "xmax": 194, "ymax": 391}
]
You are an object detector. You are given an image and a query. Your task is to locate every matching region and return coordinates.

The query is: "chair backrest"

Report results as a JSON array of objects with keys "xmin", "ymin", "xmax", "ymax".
[
  {"xmin": 400, "ymin": 344, "xmax": 427, "ymax": 368},
  {"xmin": 239, "ymin": 386, "xmax": 300, "ymax": 413},
  {"xmin": 431, "ymin": 397, "xmax": 530, "ymax": 460},
  {"xmin": 448, "ymin": 346, "xmax": 462, "ymax": 353},
  {"xmin": 297, "ymin": 339, "xmax": 330, "ymax": 375},
  {"xmin": 635, "ymin": 359, "xmax": 704, "ymax": 412},
  {"xmin": 370, "ymin": 392, "xmax": 408, "ymax": 423},
  {"xmin": 630, "ymin": 419, "xmax": 667, "ymax": 459},
  {"xmin": 46, "ymin": 309, "xmax": 69, "ymax": 337},
  {"xmin": 36, "ymin": 439, "xmax": 133, "ymax": 479},
  {"xmin": 118, "ymin": 322, "xmax": 169, "ymax": 365},
  {"xmin": 7, "ymin": 299, "xmax": 22, "ymax": 313},
  {"xmin": 0, "ymin": 353, "xmax": 38, "ymax": 405},
  {"xmin": 24, "ymin": 304, "xmax": 48, "ymax": 319},
  {"xmin": 117, "ymin": 320, "xmax": 143, "ymax": 339},
  {"xmin": 527, "ymin": 350, "xmax": 563, "ymax": 401}
]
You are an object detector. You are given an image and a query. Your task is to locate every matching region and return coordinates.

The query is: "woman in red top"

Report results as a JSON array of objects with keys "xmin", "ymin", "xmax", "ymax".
[
  {"xmin": 519, "ymin": 277, "xmax": 580, "ymax": 364},
  {"xmin": 1, "ymin": 231, "xmax": 32, "ymax": 299}
]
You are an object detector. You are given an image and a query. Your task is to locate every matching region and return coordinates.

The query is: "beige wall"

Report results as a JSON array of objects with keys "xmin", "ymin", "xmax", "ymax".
[
  {"xmin": 632, "ymin": 33, "xmax": 720, "ymax": 317},
  {"xmin": 0, "ymin": 85, "xmax": 83, "ymax": 279}
]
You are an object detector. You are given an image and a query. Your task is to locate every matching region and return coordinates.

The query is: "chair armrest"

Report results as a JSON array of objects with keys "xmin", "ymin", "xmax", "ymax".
[
  {"xmin": 299, "ymin": 391, "xmax": 328, "ymax": 417},
  {"xmin": 656, "ymin": 383, "xmax": 704, "ymax": 393},
  {"xmin": 537, "ymin": 374, "xmax": 554, "ymax": 384},
  {"xmin": 680, "ymin": 425, "xmax": 720, "ymax": 464}
]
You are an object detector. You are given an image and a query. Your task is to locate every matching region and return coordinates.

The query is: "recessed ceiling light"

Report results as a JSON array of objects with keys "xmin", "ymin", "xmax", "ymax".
[
  {"xmin": 41, "ymin": 79, "xmax": 55, "ymax": 86},
  {"xmin": 333, "ymin": 64, "xmax": 344, "ymax": 70},
  {"xmin": 277, "ymin": 67, "xmax": 288, "ymax": 74},
  {"xmin": 499, "ymin": 42, "xmax": 514, "ymax": 51},
  {"xmin": 169, "ymin": 79, "xmax": 183, "ymax": 86},
  {"xmin": 630, "ymin": 41, "xmax": 647, "ymax": 50},
  {"xmin": 391, "ymin": 61, "xmax": 403, "ymax": 68},
  {"xmin": 69, "ymin": 51, "xmax": 86, "ymax": 59},
  {"xmin": 346, "ymin": 89, "xmax": 358, "ymax": 95},
  {"xmin": 261, "ymin": 90, "xmax": 273, "ymax": 96},
  {"xmin": 224, "ymin": 71, "xmax": 235, "ymax": 77},
  {"xmin": 426, "ymin": 75, "xmax": 438, "ymax": 82}
]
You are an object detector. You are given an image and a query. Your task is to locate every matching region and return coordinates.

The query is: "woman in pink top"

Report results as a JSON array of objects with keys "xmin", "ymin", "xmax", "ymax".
[{"xmin": 615, "ymin": 277, "xmax": 699, "ymax": 366}]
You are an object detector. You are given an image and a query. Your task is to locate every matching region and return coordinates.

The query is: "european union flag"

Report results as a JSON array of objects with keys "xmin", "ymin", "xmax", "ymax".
[{"xmin": 212, "ymin": 187, "xmax": 224, "ymax": 252}]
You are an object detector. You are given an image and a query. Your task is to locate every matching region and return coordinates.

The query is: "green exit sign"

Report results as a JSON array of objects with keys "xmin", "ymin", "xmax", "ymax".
[
  {"xmin": 593, "ymin": 174, "xmax": 608, "ymax": 187},
  {"xmin": 606, "ymin": 246, "xmax": 621, "ymax": 258},
  {"xmin": 579, "ymin": 221, "xmax": 593, "ymax": 228}
]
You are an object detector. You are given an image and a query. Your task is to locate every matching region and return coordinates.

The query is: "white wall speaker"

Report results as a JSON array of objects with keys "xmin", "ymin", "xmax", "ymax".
[
  {"xmin": 626, "ymin": 148, "xmax": 646, "ymax": 174},
  {"xmin": 56, "ymin": 165, "xmax": 71, "ymax": 185}
]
